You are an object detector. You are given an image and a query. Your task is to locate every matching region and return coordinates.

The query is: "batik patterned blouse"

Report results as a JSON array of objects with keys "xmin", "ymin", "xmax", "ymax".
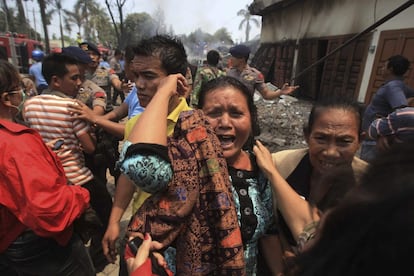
[
  {"xmin": 228, "ymin": 153, "xmax": 276, "ymax": 275},
  {"xmin": 119, "ymin": 144, "xmax": 274, "ymax": 275}
]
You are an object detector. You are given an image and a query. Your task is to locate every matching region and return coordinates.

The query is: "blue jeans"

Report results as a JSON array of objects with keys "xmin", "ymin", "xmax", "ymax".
[{"xmin": 0, "ymin": 231, "xmax": 95, "ymax": 276}]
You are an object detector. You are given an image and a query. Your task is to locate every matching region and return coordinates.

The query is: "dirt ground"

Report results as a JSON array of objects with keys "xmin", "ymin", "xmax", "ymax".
[{"xmin": 254, "ymin": 94, "xmax": 314, "ymax": 153}]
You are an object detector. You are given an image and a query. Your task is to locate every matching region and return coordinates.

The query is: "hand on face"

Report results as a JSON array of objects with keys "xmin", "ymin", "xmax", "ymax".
[{"xmin": 158, "ymin": 74, "xmax": 189, "ymax": 98}]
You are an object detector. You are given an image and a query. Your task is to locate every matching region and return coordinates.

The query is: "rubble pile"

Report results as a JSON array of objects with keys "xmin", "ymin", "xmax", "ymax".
[{"xmin": 255, "ymin": 94, "xmax": 314, "ymax": 153}]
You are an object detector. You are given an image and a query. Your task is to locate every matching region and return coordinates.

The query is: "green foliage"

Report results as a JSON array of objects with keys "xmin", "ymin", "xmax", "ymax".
[
  {"xmin": 213, "ymin": 28, "xmax": 234, "ymax": 45},
  {"xmin": 180, "ymin": 28, "xmax": 233, "ymax": 60},
  {"xmin": 25, "ymin": 1, "xmax": 250, "ymax": 53},
  {"xmin": 237, "ymin": 5, "xmax": 260, "ymax": 42},
  {"xmin": 123, "ymin": 12, "xmax": 157, "ymax": 46}
]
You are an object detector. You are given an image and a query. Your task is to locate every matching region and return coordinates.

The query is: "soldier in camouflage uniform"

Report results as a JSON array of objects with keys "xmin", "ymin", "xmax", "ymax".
[
  {"xmin": 227, "ymin": 44, "xmax": 298, "ymax": 100},
  {"xmin": 190, "ymin": 50, "xmax": 226, "ymax": 107}
]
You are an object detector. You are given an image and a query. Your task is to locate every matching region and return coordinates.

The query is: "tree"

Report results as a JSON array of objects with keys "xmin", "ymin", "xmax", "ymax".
[
  {"xmin": 63, "ymin": 5, "xmax": 85, "ymax": 40},
  {"xmin": 213, "ymin": 28, "xmax": 234, "ymax": 45},
  {"xmin": 16, "ymin": 0, "xmax": 29, "ymax": 34},
  {"xmin": 237, "ymin": 5, "xmax": 260, "ymax": 42},
  {"xmin": 153, "ymin": 6, "xmax": 167, "ymax": 34},
  {"xmin": 37, "ymin": 0, "xmax": 50, "ymax": 53},
  {"xmin": 75, "ymin": 0, "xmax": 100, "ymax": 41},
  {"xmin": 91, "ymin": 5, "xmax": 116, "ymax": 46},
  {"xmin": 104, "ymin": 0, "xmax": 127, "ymax": 48},
  {"xmin": 1, "ymin": 0, "xmax": 14, "ymax": 32},
  {"xmin": 123, "ymin": 12, "xmax": 156, "ymax": 46},
  {"xmin": 52, "ymin": 0, "xmax": 65, "ymax": 47}
]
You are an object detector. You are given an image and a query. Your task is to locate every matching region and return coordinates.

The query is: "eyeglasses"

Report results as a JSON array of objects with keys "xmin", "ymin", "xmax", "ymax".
[{"xmin": 7, "ymin": 88, "xmax": 24, "ymax": 95}]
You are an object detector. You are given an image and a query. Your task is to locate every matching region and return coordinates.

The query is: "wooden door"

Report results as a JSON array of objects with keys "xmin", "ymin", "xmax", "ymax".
[
  {"xmin": 251, "ymin": 42, "xmax": 295, "ymax": 88},
  {"xmin": 250, "ymin": 43, "xmax": 277, "ymax": 81},
  {"xmin": 365, "ymin": 28, "xmax": 414, "ymax": 104},
  {"xmin": 296, "ymin": 39, "xmax": 326, "ymax": 100},
  {"xmin": 272, "ymin": 42, "xmax": 295, "ymax": 87},
  {"xmin": 319, "ymin": 34, "xmax": 370, "ymax": 101}
]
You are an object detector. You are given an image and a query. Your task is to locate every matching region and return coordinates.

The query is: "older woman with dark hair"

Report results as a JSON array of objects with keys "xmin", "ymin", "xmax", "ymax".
[
  {"xmin": 254, "ymin": 97, "xmax": 368, "ymax": 271},
  {"xmin": 0, "ymin": 60, "xmax": 94, "ymax": 275},
  {"xmin": 286, "ymin": 142, "xmax": 414, "ymax": 276}
]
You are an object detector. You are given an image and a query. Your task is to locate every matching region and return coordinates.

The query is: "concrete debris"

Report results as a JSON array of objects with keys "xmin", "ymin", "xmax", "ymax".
[{"xmin": 255, "ymin": 96, "xmax": 313, "ymax": 152}]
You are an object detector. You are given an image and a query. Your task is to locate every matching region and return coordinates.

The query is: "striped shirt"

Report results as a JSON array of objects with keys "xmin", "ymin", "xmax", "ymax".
[
  {"xmin": 23, "ymin": 92, "xmax": 93, "ymax": 185},
  {"xmin": 369, "ymin": 107, "xmax": 414, "ymax": 143}
]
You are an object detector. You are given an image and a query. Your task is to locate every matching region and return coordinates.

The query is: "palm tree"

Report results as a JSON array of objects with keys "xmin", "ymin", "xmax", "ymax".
[
  {"xmin": 90, "ymin": 5, "xmax": 113, "ymax": 44},
  {"xmin": 237, "ymin": 5, "xmax": 260, "ymax": 42},
  {"xmin": 75, "ymin": 0, "xmax": 100, "ymax": 41},
  {"xmin": 63, "ymin": 6, "xmax": 84, "ymax": 36},
  {"xmin": 16, "ymin": 0, "xmax": 29, "ymax": 34},
  {"xmin": 37, "ymin": 0, "xmax": 50, "ymax": 53},
  {"xmin": 104, "ymin": 0, "xmax": 128, "ymax": 47},
  {"xmin": 52, "ymin": 0, "xmax": 65, "ymax": 47},
  {"xmin": 1, "ymin": 0, "xmax": 13, "ymax": 32}
]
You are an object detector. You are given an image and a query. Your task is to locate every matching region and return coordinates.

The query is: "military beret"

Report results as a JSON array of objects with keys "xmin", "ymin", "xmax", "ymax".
[
  {"xmin": 79, "ymin": 41, "xmax": 100, "ymax": 56},
  {"xmin": 229, "ymin": 44, "xmax": 250, "ymax": 58},
  {"xmin": 62, "ymin": 46, "xmax": 92, "ymax": 64}
]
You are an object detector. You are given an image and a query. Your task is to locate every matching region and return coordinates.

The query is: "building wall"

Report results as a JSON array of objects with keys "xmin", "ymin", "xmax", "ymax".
[{"xmin": 255, "ymin": 0, "xmax": 414, "ymax": 101}]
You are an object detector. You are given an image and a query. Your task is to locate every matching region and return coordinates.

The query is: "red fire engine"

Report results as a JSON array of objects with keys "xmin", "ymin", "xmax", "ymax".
[{"xmin": 0, "ymin": 32, "xmax": 43, "ymax": 73}]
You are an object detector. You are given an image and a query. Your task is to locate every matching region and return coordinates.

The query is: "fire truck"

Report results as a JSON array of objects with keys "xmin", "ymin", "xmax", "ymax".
[{"xmin": 0, "ymin": 32, "xmax": 43, "ymax": 73}]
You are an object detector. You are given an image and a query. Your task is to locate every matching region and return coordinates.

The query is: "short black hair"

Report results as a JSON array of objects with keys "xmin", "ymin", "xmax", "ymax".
[
  {"xmin": 124, "ymin": 45, "xmax": 135, "ymax": 64},
  {"xmin": 133, "ymin": 35, "xmax": 188, "ymax": 75},
  {"xmin": 387, "ymin": 55, "xmax": 410, "ymax": 76},
  {"xmin": 206, "ymin": 50, "xmax": 220, "ymax": 66},
  {"xmin": 42, "ymin": 53, "xmax": 78, "ymax": 84}
]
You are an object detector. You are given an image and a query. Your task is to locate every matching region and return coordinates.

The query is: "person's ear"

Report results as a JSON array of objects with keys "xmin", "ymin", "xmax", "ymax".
[
  {"xmin": 50, "ymin": 75, "xmax": 60, "ymax": 89},
  {"xmin": 1, "ymin": 92, "xmax": 11, "ymax": 105}
]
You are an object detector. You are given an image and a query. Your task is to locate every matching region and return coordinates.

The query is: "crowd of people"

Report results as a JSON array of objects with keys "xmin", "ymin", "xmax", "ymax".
[{"xmin": 1, "ymin": 33, "xmax": 414, "ymax": 276}]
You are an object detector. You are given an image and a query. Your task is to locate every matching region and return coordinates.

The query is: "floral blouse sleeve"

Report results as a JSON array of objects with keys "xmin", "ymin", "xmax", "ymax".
[{"xmin": 118, "ymin": 141, "xmax": 173, "ymax": 194}]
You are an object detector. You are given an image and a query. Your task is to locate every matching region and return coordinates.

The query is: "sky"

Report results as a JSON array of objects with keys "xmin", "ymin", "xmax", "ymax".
[{"xmin": 20, "ymin": 0, "xmax": 261, "ymax": 44}]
